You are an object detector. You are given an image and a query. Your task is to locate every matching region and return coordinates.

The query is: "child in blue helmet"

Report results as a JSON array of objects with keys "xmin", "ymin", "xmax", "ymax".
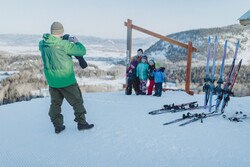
[{"xmin": 153, "ymin": 63, "xmax": 166, "ymax": 97}]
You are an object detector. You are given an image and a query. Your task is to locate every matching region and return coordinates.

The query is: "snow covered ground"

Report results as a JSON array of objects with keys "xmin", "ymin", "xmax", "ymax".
[{"xmin": 0, "ymin": 91, "xmax": 249, "ymax": 167}]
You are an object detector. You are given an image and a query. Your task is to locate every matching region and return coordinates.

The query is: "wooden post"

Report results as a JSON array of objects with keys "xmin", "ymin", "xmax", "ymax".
[
  {"xmin": 185, "ymin": 41, "xmax": 194, "ymax": 95},
  {"xmin": 123, "ymin": 19, "xmax": 133, "ymax": 88},
  {"xmin": 126, "ymin": 19, "xmax": 132, "ymax": 67}
]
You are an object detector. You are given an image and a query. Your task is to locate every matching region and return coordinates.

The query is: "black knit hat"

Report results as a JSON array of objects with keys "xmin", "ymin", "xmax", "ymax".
[{"xmin": 137, "ymin": 48, "xmax": 143, "ymax": 53}]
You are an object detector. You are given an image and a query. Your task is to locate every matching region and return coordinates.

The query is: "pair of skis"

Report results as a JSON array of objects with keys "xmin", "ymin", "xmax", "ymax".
[
  {"xmin": 218, "ymin": 40, "xmax": 242, "ymax": 113},
  {"xmin": 148, "ymin": 101, "xmax": 198, "ymax": 115},
  {"xmin": 163, "ymin": 111, "xmax": 248, "ymax": 126},
  {"xmin": 219, "ymin": 40, "xmax": 242, "ymax": 113},
  {"xmin": 163, "ymin": 111, "xmax": 223, "ymax": 126}
]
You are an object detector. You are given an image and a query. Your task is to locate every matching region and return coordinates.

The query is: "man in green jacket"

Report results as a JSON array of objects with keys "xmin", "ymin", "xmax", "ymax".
[{"xmin": 39, "ymin": 21, "xmax": 94, "ymax": 134}]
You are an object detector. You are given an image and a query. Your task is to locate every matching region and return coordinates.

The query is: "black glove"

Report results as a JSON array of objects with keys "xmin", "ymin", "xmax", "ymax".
[
  {"xmin": 62, "ymin": 34, "xmax": 70, "ymax": 40},
  {"xmin": 62, "ymin": 34, "xmax": 78, "ymax": 43}
]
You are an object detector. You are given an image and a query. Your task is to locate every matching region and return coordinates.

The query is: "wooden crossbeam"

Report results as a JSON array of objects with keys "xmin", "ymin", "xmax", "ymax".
[{"xmin": 124, "ymin": 21, "xmax": 197, "ymax": 52}]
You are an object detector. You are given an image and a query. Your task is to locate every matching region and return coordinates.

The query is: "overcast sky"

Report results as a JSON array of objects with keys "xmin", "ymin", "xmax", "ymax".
[{"xmin": 1, "ymin": 0, "xmax": 249, "ymax": 39}]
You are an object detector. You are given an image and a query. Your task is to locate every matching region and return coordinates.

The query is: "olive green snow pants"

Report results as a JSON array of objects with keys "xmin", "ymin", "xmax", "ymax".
[{"xmin": 48, "ymin": 83, "xmax": 87, "ymax": 127}]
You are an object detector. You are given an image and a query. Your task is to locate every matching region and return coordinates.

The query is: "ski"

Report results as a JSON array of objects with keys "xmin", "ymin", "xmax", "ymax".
[
  {"xmin": 220, "ymin": 59, "xmax": 242, "ymax": 113},
  {"xmin": 223, "ymin": 111, "xmax": 247, "ymax": 122},
  {"xmin": 215, "ymin": 40, "xmax": 227, "ymax": 112},
  {"xmin": 223, "ymin": 40, "xmax": 240, "ymax": 89},
  {"xmin": 208, "ymin": 36, "xmax": 218, "ymax": 112},
  {"xmin": 230, "ymin": 59, "xmax": 242, "ymax": 91},
  {"xmin": 163, "ymin": 101, "xmax": 197, "ymax": 110},
  {"xmin": 149, "ymin": 105, "xmax": 197, "ymax": 115},
  {"xmin": 149, "ymin": 101, "xmax": 197, "ymax": 115},
  {"xmin": 162, "ymin": 105, "xmax": 216, "ymax": 125},
  {"xmin": 163, "ymin": 112, "xmax": 197, "ymax": 125},
  {"xmin": 203, "ymin": 37, "xmax": 211, "ymax": 109},
  {"xmin": 179, "ymin": 111, "xmax": 223, "ymax": 126},
  {"xmin": 149, "ymin": 105, "xmax": 210, "ymax": 115},
  {"xmin": 220, "ymin": 40, "xmax": 240, "ymax": 113}
]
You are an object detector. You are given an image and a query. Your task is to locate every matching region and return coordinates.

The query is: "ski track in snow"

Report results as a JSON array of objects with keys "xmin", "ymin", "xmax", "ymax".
[{"xmin": 0, "ymin": 91, "xmax": 250, "ymax": 167}]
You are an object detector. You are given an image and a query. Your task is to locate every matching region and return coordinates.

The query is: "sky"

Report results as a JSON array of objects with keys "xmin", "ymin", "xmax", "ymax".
[{"xmin": 1, "ymin": 0, "xmax": 249, "ymax": 39}]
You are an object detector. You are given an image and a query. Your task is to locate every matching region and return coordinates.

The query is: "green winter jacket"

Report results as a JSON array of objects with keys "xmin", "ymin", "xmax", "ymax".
[{"xmin": 39, "ymin": 34, "xmax": 86, "ymax": 88}]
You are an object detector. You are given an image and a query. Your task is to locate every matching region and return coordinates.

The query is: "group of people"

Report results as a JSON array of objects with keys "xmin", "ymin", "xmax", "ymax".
[{"xmin": 126, "ymin": 49, "xmax": 166, "ymax": 97}]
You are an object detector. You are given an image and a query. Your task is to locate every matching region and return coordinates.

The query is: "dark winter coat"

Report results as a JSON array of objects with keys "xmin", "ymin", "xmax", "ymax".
[
  {"xmin": 126, "ymin": 59, "xmax": 139, "ymax": 80},
  {"xmin": 148, "ymin": 64, "xmax": 155, "ymax": 80},
  {"xmin": 127, "ymin": 67, "xmax": 136, "ymax": 80}
]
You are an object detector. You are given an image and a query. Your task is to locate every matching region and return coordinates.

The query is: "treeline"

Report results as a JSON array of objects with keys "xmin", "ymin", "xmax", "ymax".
[
  {"xmin": 165, "ymin": 64, "xmax": 250, "ymax": 96},
  {"xmin": 0, "ymin": 54, "xmax": 124, "ymax": 105},
  {"xmin": 0, "ymin": 54, "xmax": 47, "ymax": 105}
]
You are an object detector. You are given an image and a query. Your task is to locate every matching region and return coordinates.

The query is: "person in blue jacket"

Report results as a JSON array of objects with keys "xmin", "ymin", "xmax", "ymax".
[{"xmin": 153, "ymin": 63, "xmax": 166, "ymax": 97}]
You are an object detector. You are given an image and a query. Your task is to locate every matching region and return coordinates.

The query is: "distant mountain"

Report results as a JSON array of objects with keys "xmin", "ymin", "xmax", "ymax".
[
  {"xmin": 0, "ymin": 34, "xmax": 41, "ymax": 46},
  {"xmin": 144, "ymin": 24, "xmax": 250, "ymax": 64},
  {"xmin": 0, "ymin": 34, "xmax": 157, "ymax": 57}
]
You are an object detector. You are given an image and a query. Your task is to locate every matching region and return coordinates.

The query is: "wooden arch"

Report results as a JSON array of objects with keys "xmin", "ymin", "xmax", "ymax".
[{"xmin": 124, "ymin": 19, "xmax": 197, "ymax": 95}]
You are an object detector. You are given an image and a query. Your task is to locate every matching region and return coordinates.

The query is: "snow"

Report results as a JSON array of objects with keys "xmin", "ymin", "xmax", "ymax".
[
  {"xmin": 77, "ymin": 77, "xmax": 125, "ymax": 87},
  {"xmin": 0, "ymin": 91, "xmax": 250, "ymax": 167}
]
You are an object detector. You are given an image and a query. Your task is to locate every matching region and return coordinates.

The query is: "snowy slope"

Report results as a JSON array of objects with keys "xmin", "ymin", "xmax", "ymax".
[{"xmin": 0, "ymin": 91, "xmax": 250, "ymax": 167}]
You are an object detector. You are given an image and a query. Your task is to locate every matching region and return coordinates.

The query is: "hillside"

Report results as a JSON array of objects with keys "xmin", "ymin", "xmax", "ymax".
[
  {"xmin": 145, "ymin": 24, "xmax": 250, "ymax": 64},
  {"xmin": 0, "ymin": 91, "xmax": 249, "ymax": 167}
]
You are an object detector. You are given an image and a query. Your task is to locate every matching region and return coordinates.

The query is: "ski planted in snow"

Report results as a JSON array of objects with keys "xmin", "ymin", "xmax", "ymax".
[
  {"xmin": 215, "ymin": 40, "xmax": 227, "ymax": 112},
  {"xmin": 208, "ymin": 36, "xmax": 218, "ymax": 112},
  {"xmin": 220, "ymin": 40, "xmax": 240, "ymax": 113},
  {"xmin": 203, "ymin": 37, "xmax": 211, "ymax": 109},
  {"xmin": 223, "ymin": 40, "xmax": 240, "ymax": 89}
]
